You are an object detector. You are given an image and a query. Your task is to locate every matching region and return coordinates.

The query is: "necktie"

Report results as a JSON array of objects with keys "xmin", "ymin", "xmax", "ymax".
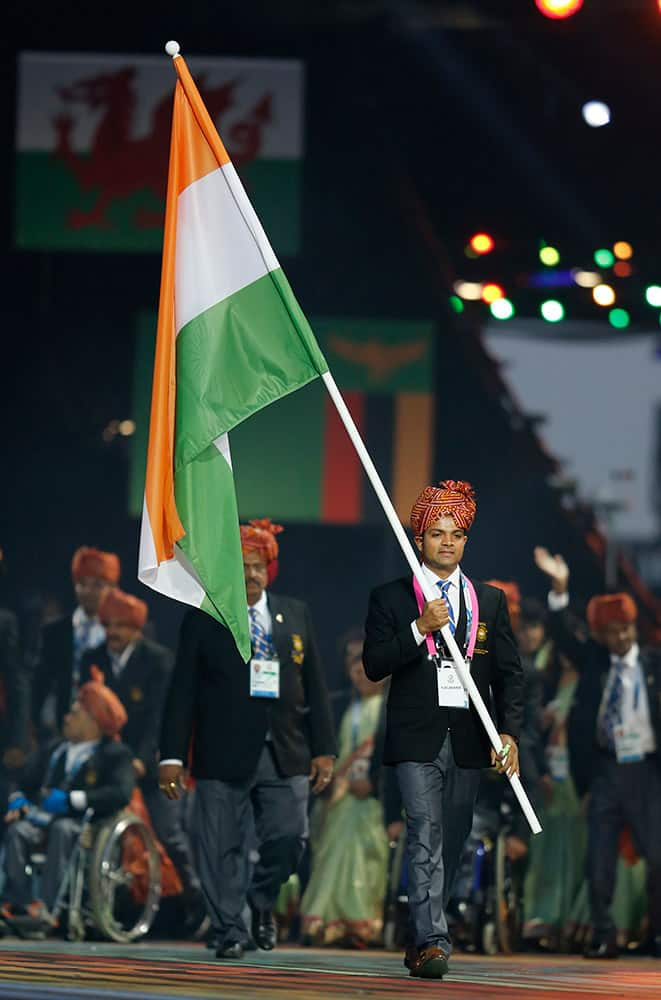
[
  {"xmin": 249, "ymin": 607, "xmax": 276, "ymax": 659},
  {"xmin": 599, "ymin": 659, "xmax": 624, "ymax": 750},
  {"xmin": 438, "ymin": 581, "xmax": 456, "ymax": 636}
]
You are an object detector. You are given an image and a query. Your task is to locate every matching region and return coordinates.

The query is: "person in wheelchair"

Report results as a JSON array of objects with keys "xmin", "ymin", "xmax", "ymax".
[{"xmin": 1, "ymin": 667, "xmax": 133, "ymax": 931}]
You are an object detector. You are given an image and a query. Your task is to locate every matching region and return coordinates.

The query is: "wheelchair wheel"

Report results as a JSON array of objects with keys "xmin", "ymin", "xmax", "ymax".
[
  {"xmin": 495, "ymin": 831, "xmax": 521, "ymax": 954},
  {"xmin": 88, "ymin": 811, "xmax": 161, "ymax": 942}
]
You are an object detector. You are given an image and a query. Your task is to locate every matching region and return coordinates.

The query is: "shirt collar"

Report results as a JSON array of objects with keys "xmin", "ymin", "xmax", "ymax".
[
  {"xmin": 611, "ymin": 642, "xmax": 639, "ymax": 670},
  {"xmin": 421, "ymin": 562, "xmax": 462, "ymax": 589},
  {"xmin": 250, "ymin": 590, "xmax": 269, "ymax": 617},
  {"xmin": 73, "ymin": 606, "xmax": 100, "ymax": 629}
]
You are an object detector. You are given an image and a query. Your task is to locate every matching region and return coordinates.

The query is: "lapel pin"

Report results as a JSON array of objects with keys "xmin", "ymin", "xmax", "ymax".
[{"xmin": 275, "ymin": 613, "xmax": 284, "ymax": 623}]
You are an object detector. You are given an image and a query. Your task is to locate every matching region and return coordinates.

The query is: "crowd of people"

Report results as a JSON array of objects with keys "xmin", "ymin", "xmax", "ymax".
[{"xmin": 0, "ymin": 477, "xmax": 658, "ymax": 976}]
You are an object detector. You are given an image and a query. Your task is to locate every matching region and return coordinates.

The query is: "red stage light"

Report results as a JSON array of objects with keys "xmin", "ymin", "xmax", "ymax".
[
  {"xmin": 482, "ymin": 283, "xmax": 505, "ymax": 304},
  {"xmin": 470, "ymin": 233, "xmax": 494, "ymax": 255},
  {"xmin": 535, "ymin": 0, "xmax": 583, "ymax": 19}
]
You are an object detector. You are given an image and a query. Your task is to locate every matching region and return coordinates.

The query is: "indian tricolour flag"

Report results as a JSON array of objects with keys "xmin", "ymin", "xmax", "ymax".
[{"xmin": 138, "ymin": 51, "xmax": 328, "ymax": 661}]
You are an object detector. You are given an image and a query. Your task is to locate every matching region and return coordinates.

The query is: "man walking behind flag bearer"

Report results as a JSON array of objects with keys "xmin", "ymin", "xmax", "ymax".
[
  {"xmin": 363, "ymin": 481, "xmax": 524, "ymax": 979},
  {"xmin": 158, "ymin": 520, "xmax": 336, "ymax": 960},
  {"xmin": 534, "ymin": 548, "xmax": 661, "ymax": 959}
]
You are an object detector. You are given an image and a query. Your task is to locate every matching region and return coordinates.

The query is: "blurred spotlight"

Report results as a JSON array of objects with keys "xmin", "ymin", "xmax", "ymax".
[
  {"xmin": 490, "ymin": 298, "xmax": 515, "ymax": 320},
  {"xmin": 119, "ymin": 420, "xmax": 137, "ymax": 437},
  {"xmin": 645, "ymin": 285, "xmax": 661, "ymax": 307},
  {"xmin": 539, "ymin": 245, "xmax": 560, "ymax": 266},
  {"xmin": 613, "ymin": 241, "xmax": 633, "ymax": 260},
  {"xmin": 102, "ymin": 419, "xmax": 120, "ymax": 443},
  {"xmin": 482, "ymin": 283, "xmax": 505, "ymax": 304},
  {"xmin": 582, "ymin": 101, "xmax": 611, "ymax": 128},
  {"xmin": 608, "ymin": 308, "xmax": 630, "ymax": 330},
  {"xmin": 593, "ymin": 284, "xmax": 616, "ymax": 307},
  {"xmin": 572, "ymin": 269, "xmax": 601, "ymax": 288},
  {"xmin": 594, "ymin": 248, "xmax": 615, "ymax": 268},
  {"xmin": 535, "ymin": 0, "xmax": 583, "ymax": 18},
  {"xmin": 469, "ymin": 232, "xmax": 494, "ymax": 255},
  {"xmin": 454, "ymin": 280, "xmax": 483, "ymax": 300},
  {"xmin": 541, "ymin": 300, "xmax": 564, "ymax": 322},
  {"xmin": 449, "ymin": 295, "xmax": 464, "ymax": 314},
  {"xmin": 613, "ymin": 261, "xmax": 632, "ymax": 278}
]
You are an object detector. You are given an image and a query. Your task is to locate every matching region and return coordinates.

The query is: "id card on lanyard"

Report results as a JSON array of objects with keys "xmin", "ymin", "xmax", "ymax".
[{"xmin": 412, "ymin": 573, "xmax": 479, "ymax": 711}]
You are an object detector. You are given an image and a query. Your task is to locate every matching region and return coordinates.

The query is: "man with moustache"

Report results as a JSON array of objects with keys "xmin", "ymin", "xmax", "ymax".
[{"xmin": 363, "ymin": 481, "xmax": 524, "ymax": 979}]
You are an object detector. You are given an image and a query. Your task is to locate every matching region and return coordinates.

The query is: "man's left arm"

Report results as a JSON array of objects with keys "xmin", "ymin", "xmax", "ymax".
[
  {"xmin": 299, "ymin": 604, "xmax": 337, "ymax": 770},
  {"xmin": 490, "ymin": 590, "xmax": 524, "ymax": 756}
]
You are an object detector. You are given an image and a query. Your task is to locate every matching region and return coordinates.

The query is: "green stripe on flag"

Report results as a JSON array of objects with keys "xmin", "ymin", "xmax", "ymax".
[
  {"xmin": 175, "ymin": 269, "xmax": 328, "ymax": 470},
  {"xmin": 174, "ymin": 439, "xmax": 251, "ymax": 661}
]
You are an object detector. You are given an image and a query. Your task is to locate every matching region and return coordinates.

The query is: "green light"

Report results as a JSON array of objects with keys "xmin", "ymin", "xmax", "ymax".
[
  {"xmin": 594, "ymin": 248, "xmax": 615, "ymax": 268},
  {"xmin": 645, "ymin": 285, "xmax": 661, "ymax": 307},
  {"xmin": 539, "ymin": 245, "xmax": 560, "ymax": 266},
  {"xmin": 540, "ymin": 300, "xmax": 564, "ymax": 323},
  {"xmin": 449, "ymin": 295, "xmax": 464, "ymax": 314},
  {"xmin": 490, "ymin": 298, "xmax": 515, "ymax": 320},
  {"xmin": 608, "ymin": 308, "xmax": 630, "ymax": 330}
]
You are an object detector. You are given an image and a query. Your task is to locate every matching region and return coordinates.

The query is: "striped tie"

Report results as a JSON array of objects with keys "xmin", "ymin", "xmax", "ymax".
[
  {"xmin": 438, "ymin": 581, "xmax": 456, "ymax": 635},
  {"xmin": 249, "ymin": 607, "xmax": 276, "ymax": 659}
]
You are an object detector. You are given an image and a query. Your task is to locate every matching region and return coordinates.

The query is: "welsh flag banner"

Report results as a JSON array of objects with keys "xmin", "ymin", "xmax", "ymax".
[{"xmin": 138, "ymin": 52, "xmax": 327, "ymax": 661}]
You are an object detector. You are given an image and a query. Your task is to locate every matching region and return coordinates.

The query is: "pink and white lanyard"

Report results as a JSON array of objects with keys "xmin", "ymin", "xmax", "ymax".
[{"xmin": 412, "ymin": 572, "xmax": 480, "ymax": 663}]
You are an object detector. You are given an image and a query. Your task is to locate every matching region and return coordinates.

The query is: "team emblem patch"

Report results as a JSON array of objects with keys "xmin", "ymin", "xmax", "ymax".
[
  {"xmin": 85, "ymin": 770, "xmax": 98, "ymax": 786},
  {"xmin": 476, "ymin": 623, "xmax": 488, "ymax": 643},
  {"xmin": 291, "ymin": 633, "xmax": 304, "ymax": 665}
]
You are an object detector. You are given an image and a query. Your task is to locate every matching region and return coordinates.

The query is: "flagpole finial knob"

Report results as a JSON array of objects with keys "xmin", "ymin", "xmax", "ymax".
[{"xmin": 165, "ymin": 40, "xmax": 181, "ymax": 57}]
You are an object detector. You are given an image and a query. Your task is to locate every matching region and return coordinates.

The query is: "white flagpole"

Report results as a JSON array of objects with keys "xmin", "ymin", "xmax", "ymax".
[{"xmin": 322, "ymin": 371, "xmax": 542, "ymax": 835}]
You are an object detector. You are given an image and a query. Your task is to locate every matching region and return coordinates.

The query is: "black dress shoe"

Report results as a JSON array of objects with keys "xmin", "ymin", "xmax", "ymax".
[
  {"xmin": 584, "ymin": 940, "xmax": 618, "ymax": 959},
  {"xmin": 251, "ymin": 907, "xmax": 277, "ymax": 951},
  {"xmin": 216, "ymin": 942, "xmax": 244, "ymax": 960}
]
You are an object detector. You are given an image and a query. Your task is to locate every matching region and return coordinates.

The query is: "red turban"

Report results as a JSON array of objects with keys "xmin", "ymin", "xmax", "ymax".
[
  {"xmin": 410, "ymin": 480, "xmax": 477, "ymax": 535},
  {"xmin": 486, "ymin": 580, "xmax": 521, "ymax": 631},
  {"xmin": 240, "ymin": 519, "xmax": 284, "ymax": 584},
  {"xmin": 72, "ymin": 547, "xmax": 120, "ymax": 585},
  {"xmin": 79, "ymin": 666, "xmax": 127, "ymax": 738},
  {"xmin": 98, "ymin": 589, "xmax": 148, "ymax": 630},
  {"xmin": 586, "ymin": 593, "xmax": 637, "ymax": 632}
]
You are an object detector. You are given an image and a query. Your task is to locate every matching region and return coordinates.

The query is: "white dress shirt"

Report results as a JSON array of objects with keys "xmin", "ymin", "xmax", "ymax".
[
  {"xmin": 411, "ymin": 564, "xmax": 463, "ymax": 646},
  {"xmin": 598, "ymin": 642, "xmax": 656, "ymax": 753},
  {"xmin": 109, "ymin": 641, "xmax": 137, "ymax": 679}
]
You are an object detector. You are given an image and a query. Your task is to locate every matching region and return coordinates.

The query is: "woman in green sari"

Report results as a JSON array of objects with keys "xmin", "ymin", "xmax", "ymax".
[{"xmin": 301, "ymin": 635, "xmax": 389, "ymax": 947}]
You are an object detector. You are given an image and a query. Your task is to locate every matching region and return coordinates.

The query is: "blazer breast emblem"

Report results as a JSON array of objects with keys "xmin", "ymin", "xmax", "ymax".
[
  {"xmin": 85, "ymin": 770, "xmax": 98, "ymax": 786},
  {"xmin": 130, "ymin": 686, "xmax": 143, "ymax": 702},
  {"xmin": 476, "ymin": 623, "xmax": 488, "ymax": 643},
  {"xmin": 291, "ymin": 633, "xmax": 304, "ymax": 664}
]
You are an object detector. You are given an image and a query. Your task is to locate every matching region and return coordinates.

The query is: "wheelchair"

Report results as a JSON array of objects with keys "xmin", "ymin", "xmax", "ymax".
[{"xmin": 30, "ymin": 807, "xmax": 161, "ymax": 942}]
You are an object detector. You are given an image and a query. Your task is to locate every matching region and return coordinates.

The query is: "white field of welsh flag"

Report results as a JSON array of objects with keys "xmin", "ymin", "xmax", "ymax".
[{"xmin": 138, "ymin": 53, "xmax": 327, "ymax": 661}]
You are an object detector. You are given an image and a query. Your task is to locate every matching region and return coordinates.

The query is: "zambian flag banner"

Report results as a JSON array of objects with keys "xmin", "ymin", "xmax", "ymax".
[{"xmin": 138, "ymin": 51, "xmax": 327, "ymax": 661}]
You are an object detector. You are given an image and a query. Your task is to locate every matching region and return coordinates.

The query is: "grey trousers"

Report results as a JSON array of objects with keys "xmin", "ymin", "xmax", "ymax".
[
  {"xmin": 3, "ymin": 817, "xmax": 81, "ymax": 910},
  {"xmin": 142, "ymin": 780, "xmax": 200, "ymax": 898},
  {"xmin": 588, "ymin": 755, "xmax": 661, "ymax": 941},
  {"xmin": 194, "ymin": 745, "xmax": 309, "ymax": 947},
  {"xmin": 396, "ymin": 735, "xmax": 481, "ymax": 954}
]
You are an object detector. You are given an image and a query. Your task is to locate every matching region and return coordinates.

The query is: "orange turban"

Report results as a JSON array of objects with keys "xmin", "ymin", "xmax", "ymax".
[
  {"xmin": 486, "ymin": 580, "xmax": 521, "ymax": 631},
  {"xmin": 72, "ymin": 547, "xmax": 120, "ymax": 585},
  {"xmin": 98, "ymin": 589, "xmax": 148, "ymax": 630},
  {"xmin": 78, "ymin": 666, "xmax": 127, "ymax": 738},
  {"xmin": 410, "ymin": 480, "xmax": 477, "ymax": 535},
  {"xmin": 240, "ymin": 519, "xmax": 284, "ymax": 584},
  {"xmin": 586, "ymin": 593, "xmax": 637, "ymax": 632}
]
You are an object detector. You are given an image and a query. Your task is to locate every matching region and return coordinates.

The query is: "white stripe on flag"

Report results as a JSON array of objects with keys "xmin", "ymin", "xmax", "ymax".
[{"xmin": 138, "ymin": 497, "xmax": 206, "ymax": 606}]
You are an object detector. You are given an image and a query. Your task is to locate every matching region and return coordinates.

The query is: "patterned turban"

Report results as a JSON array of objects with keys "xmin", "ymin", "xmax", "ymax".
[
  {"xmin": 486, "ymin": 580, "xmax": 521, "ymax": 631},
  {"xmin": 410, "ymin": 480, "xmax": 477, "ymax": 535},
  {"xmin": 240, "ymin": 519, "xmax": 284, "ymax": 584},
  {"xmin": 98, "ymin": 588, "xmax": 148, "ymax": 630},
  {"xmin": 78, "ymin": 666, "xmax": 127, "ymax": 738},
  {"xmin": 71, "ymin": 547, "xmax": 121, "ymax": 585},
  {"xmin": 586, "ymin": 593, "xmax": 637, "ymax": 632}
]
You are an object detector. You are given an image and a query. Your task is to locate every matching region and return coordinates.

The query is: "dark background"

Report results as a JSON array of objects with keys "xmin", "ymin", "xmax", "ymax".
[{"xmin": 3, "ymin": 0, "xmax": 660, "ymax": 688}]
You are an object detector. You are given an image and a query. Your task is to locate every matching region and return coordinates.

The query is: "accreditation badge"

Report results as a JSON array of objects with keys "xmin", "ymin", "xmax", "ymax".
[
  {"xmin": 613, "ymin": 725, "xmax": 645, "ymax": 763},
  {"xmin": 250, "ymin": 659, "xmax": 280, "ymax": 699},
  {"xmin": 437, "ymin": 659, "xmax": 469, "ymax": 710}
]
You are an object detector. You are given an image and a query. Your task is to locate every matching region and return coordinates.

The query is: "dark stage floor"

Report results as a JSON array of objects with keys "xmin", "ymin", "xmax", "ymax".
[{"xmin": 0, "ymin": 941, "xmax": 658, "ymax": 1000}]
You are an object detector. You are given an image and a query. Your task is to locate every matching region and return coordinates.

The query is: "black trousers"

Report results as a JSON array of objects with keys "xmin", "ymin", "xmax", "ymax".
[
  {"xmin": 141, "ymin": 779, "xmax": 200, "ymax": 899},
  {"xmin": 193, "ymin": 744, "xmax": 309, "ymax": 947},
  {"xmin": 588, "ymin": 754, "xmax": 661, "ymax": 942}
]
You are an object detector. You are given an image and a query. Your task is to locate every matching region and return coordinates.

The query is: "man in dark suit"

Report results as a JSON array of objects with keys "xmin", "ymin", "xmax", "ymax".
[
  {"xmin": 79, "ymin": 588, "xmax": 204, "ymax": 929},
  {"xmin": 2, "ymin": 668, "xmax": 133, "ymax": 929},
  {"xmin": 364, "ymin": 481, "xmax": 523, "ymax": 979},
  {"xmin": 534, "ymin": 547, "xmax": 661, "ymax": 959},
  {"xmin": 31, "ymin": 547, "xmax": 120, "ymax": 739},
  {"xmin": 158, "ymin": 519, "xmax": 336, "ymax": 960}
]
